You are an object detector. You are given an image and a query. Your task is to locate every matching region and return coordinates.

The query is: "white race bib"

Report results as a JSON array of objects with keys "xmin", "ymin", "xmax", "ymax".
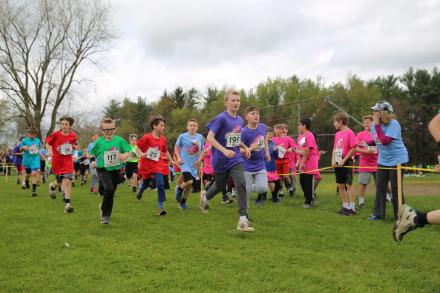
[
  {"xmin": 226, "ymin": 132, "xmax": 241, "ymax": 148},
  {"xmin": 103, "ymin": 150, "xmax": 120, "ymax": 167},
  {"xmin": 335, "ymin": 148, "xmax": 343, "ymax": 163},
  {"xmin": 146, "ymin": 147, "xmax": 160, "ymax": 161},
  {"xmin": 29, "ymin": 145, "xmax": 38, "ymax": 155},
  {"xmin": 255, "ymin": 137, "xmax": 265, "ymax": 151},
  {"xmin": 278, "ymin": 146, "xmax": 286, "ymax": 159},
  {"xmin": 367, "ymin": 146, "xmax": 377, "ymax": 154},
  {"xmin": 60, "ymin": 143, "xmax": 73, "ymax": 155}
]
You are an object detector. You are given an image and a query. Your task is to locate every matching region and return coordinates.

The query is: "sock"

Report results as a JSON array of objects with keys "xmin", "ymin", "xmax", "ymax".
[
  {"xmin": 415, "ymin": 211, "xmax": 428, "ymax": 227},
  {"xmin": 32, "ymin": 184, "xmax": 36, "ymax": 191},
  {"xmin": 64, "ymin": 198, "xmax": 70, "ymax": 204},
  {"xmin": 271, "ymin": 190, "xmax": 278, "ymax": 199},
  {"xmin": 359, "ymin": 197, "xmax": 365, "ymax": 205},
  {"xmin": 180, "ymin": 197, "xmax": 187, "ymax": 204},
  {"xmin": 343, "ymin": 202, "xmax": 349, "ymax": 209},
  {"xmin": 349, "ymin": 202, "xmax": 355, "ymax": 210},
  {"xmin": 239, "ymin": 215, "xmax": 247, "ymax": 222}
]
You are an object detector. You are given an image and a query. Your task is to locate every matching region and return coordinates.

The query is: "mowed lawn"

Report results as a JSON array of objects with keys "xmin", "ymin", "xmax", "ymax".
[{"xmin": 0, "ymin": 172, "xmax": 439, "ymax": 292}]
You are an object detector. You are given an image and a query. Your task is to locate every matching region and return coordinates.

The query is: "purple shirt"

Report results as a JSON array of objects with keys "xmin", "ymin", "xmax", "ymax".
[
  {"xmin": 12, "ymin": 144, "xmax": 23, "ymax": 166},
  {"xmin": 241, "ymin": 123, "xmax": 267, "ymax": 172},
  {"xmin": 206, "ymin": 111, "xmax": 244, "ymax": 172}
]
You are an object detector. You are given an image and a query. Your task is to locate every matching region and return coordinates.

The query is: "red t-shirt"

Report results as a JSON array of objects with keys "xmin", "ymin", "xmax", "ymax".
[
  {"xmin": 162, "ymin": 157, "xmax": 170, "ymax": 175},
  {"xmin": 46, "ymin": 130, "xmax": 77, "ymax": 175},
  {"xmin": 136, "ymin": 133, "xmax": 168, "ymax": 178}
]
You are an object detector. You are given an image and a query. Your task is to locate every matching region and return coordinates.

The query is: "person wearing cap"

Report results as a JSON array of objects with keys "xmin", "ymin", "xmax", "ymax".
[{"xmin": 368, "ymin": 101, "xmax": 409, "ymax": 221}]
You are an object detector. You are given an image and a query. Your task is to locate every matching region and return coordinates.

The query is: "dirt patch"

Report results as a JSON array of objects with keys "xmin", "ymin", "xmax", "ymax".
[{"xmin": 403, "ymin": 184, "xmax": 439, "ymax": 196}]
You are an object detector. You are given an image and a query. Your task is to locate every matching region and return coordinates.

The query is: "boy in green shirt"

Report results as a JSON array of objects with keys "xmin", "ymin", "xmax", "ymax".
[{"xmin": 90, "ymin": 118, "xmax": 131, "ymax": 224}]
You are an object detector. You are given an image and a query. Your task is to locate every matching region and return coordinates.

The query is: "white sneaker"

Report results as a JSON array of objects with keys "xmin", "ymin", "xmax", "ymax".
[
  {"xmin": 393, "ymin": 204, "xmax": 418, "ymax": 242},
  {"xmin": 49, "ymin": 183, "xmax": 56, "ymax": 199},
  {"xmin": 236, "ymin": 220, "xmax": 255, "ymax": 232},
  {"xmin": 64, "ymin": 203, "xmax": 74, "ymax": 213},
  {"xmin": 200, "ymin": 192, "xmax": 209, "ymax": 213}
]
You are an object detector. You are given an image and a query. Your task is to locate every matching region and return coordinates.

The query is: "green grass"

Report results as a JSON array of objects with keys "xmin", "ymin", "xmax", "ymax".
[{"xmin": 0, "ymin": 173, "xmax": 439, "ymax": 292}]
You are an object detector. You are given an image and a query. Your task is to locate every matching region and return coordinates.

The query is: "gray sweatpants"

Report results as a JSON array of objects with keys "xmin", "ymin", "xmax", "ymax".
[
  {"xmin": 205, "ymin": 163, "xmax": 247, "ymax": 216},
  {"xmin": 90, "ymin": 167, "xmax": 99, "ymax": 189},
  {"xmin": 244, "ymin": 169, "xmax": 268, "ymax": 201}
]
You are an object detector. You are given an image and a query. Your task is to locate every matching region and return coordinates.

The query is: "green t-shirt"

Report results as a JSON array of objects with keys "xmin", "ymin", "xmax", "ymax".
[
  {"xmin": 90, "ymin": 135, "xmax": 131, "ymax": 171},
  {"xmin": 126, "ymin": 144, "xmax": 139, "ymax": 163}
]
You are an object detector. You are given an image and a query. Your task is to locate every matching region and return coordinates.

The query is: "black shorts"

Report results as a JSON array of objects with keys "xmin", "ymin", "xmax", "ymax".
[
  {"xmin": 334, "ymin": 159, "xmax": 353, "ymax": 185},
  {"xmin": 125, "ymin": 162, "xmax": 138, "ymax": 179},
  {"xmin": 203, "ymin": 174, "xmax": 213, "ymax": 182},
  {"xmin": 79, "ymin": 164, "xmax": 89, "ymax": 175},
  {"xmin": 74, "ymin": 162, "xmax": 80, "ymax": 172},
  {"xmin": 182, "ymin": 172, "xmax": 196, "ymax": 182},
  {"xmin": 40, "ymin": 160, "xmax": 46, "ymax": 172}
]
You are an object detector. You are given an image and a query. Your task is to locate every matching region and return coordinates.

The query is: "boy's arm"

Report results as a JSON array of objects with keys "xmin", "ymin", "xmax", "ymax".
[
  {"xmin": 428, "ymin": 113, "xmax": 440, "ymax": 143},
  {"xmin": 340, "ymin": 147, "xmax": 356, "ymax": 166},
  {"xmin": 207, "ymin": 130, "xmax": 235, "ymax": 159},
  {"xmin": 174, "ymin": 146, "xmax": 183, "ymax": 164},
  {"xmin": 165, "ymin": 151, "xmax": 175, "ymax": 165},
  {"xmin": 264, "ymin": 136, "xmax": 270, "ymax": 161},
  {"xmin": 331, "ymin": 147, "xmax": 336, "ymax": 167}
]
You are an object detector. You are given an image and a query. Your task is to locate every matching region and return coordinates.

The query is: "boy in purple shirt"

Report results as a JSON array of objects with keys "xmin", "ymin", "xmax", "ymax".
[
  {"xmin": 200, "ymin": 90, "xmax": 254, "ymax": 232},
  {"xmin": 240, "ymin": 106, "xmax": 270, "ymax": 206}
]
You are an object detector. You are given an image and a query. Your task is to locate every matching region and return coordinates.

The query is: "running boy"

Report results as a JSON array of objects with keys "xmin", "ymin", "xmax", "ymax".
[
  {"xmin": 20, "ymin": 127, "xmax": 41, "ymax": 196},
  {"xmin": 200, "ymin": 90, "xmax": 254, "ymax": 232},
  {"xmin": 272, "ymin": 124, "xmax": 296, "ymax": 198},
  {"xmin": 175, "ymin": 118, "xmax": 205, "ymax": 209},
  {"xmin": 240, "ymin": 106, "xmax": 269, "ymax": 206},
  {"xmin": 136, "ymin": 115, "xmax": 175, "ymax": 216},
  {"xmin": 46, "ymin": 116, "xmax": 77, "ymax": 213},
  {"xmin": 125, "ymin": 134, "xmax": 140, "ymax": 193},
  {"xmin": 90, "ymin": 118, "xmax": 131, "ymax": 224},
  {"xmin": 332, "ymin": 112, "xmax": 357, "ymax": 216}
]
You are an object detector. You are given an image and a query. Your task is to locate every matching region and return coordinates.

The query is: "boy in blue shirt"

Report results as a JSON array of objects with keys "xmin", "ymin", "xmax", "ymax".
[
  {"xmin": 174, "ymin": 119, "xmax": 205, "ymax": 209},
  {"xmin": 20, "ymin": 127, "xmax": 41, "ymax": 196}
]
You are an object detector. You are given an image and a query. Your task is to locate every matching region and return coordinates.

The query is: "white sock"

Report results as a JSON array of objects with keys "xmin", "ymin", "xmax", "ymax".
[
  {"xmin": 343, "ymin": 202, "xmax": 349, "ymax": 209},
  {"xmin": 359, "ymin": 197, "xmax": 365, "ymax": 204},
  {"xmin": 239, "ymin": 216, "xmax": 247, "ymax": 222},
  {"xmin": 349, "ymin": 202, "xmax": 355, "ymax": 210}
]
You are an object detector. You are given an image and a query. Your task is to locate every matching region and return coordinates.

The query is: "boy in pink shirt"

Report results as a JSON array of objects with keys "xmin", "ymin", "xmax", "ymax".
[
  {"xmin": 355, "ymin": 115, "xmax": 378, "ymax": 208},
  {"xmin": 295, "ymin": 118, "xmax": 319, "ymax": 208},
  {"xmin": 332, "ymin": 112, "xmax": 357, "ymax": 216},
  {"xmin": 272, "ymin": 124, "xmax": 295, "ymax": 198},
  {"xmin": 283, "ymin": 124, "xmax": 297, "ymax": 197}
]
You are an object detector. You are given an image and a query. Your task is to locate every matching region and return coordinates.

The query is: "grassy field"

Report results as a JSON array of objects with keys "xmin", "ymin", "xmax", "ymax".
[{"xmin": 0, "ymin": 172, "xmax": 439, "ymax": 292}]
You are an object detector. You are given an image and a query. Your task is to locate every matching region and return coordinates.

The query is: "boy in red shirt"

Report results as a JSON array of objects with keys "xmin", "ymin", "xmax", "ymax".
[
  {"xmin": 45, "ymin": 116, "xmax": 77, "ymax": 213},
  {"xmin": 136, "ymin": 115, "xmax": 174, "ymax": 216}
]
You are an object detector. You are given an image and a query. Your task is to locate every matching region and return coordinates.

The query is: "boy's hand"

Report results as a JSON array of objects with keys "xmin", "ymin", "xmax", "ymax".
[
  {"xmin": 223, "ymin": 149, "xmax": 235, "ymax": 159},
  {"xmin": 243, "ymin": 147, "xmax": 251, "ymax": 159},
  {"xmin": 22, "ymin": 146, "xmax": 28, "ymax": 151},
  {"xmin": 265, "ymin": 152, "xmax": 270, "ymax": 161}
]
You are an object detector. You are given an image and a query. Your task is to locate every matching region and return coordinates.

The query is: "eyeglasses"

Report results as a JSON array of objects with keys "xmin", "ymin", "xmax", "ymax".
[{"xmin": 101, "ymin": 128, "xmax": 116, "ymax": 132}]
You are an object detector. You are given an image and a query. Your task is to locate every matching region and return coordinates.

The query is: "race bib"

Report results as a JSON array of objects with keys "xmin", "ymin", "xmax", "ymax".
[
  {"xmin": 255, "ymin": 137, "xmax": 265, "ymax": 151},
  {"xmin": 335, "ymin": 148, "xmax": 343, "ymax": 163},
  {"xmin": 278, "ymin": 146, "xmax": 286, "ymax": 159},
  {"xmin": 29, "ymin": 145, "xmax": 38, "ymax": 155},
  {"xmin": 103, "ymin": 150, "xmax": 120, "ymax": 167},
  {"xmin": 146, "ymin": 147, "xmax": 160, "ymax": 161},
  {"xmin": 226, "ymin": 132, "xmax": 241, "ymax": 148},
  {"xmin": 60, "ymin": 143, "xmax": 73, "ymax": 155},
  {"xmin": 367, "ymin": 146, "xmax": 377, "ymax": 154}
]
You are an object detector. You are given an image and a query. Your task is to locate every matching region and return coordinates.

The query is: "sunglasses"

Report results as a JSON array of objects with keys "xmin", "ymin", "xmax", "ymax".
[{"xmin": 101, "ymin": 128, "xmax": 116, "ymax": 132}]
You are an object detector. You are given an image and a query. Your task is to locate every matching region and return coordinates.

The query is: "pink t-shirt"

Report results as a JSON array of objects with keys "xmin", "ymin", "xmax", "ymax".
[
  {"xmin": 285, "ymin": 136, "xmax": 297, "ymax": 169},
  {"xmin": 356, "ymin": 130, "xmax": 378, "ymax": 172},
  {"xmin": 202, "ymin": 143, "xmax": 214, "ymax": 175},
  {"xmin": 333, "ymin": 128, "xmax": 356, "ymax": 163},
  {"xmin": 297, "ymin": 131, "xmax": 319, "ymax": 175},
  {"xmin": 272, "ymin": 136, "xmax": 295, "ymax": 161}
]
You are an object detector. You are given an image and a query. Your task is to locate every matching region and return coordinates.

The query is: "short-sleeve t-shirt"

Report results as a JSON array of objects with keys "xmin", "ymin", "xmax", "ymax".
[
  {"xmin": 356, "ymin": 130, "xmax": 378, "ymax": 172},
  {"xmin": 202, "ymin": 143, "xmax": 214, "ymax": 175},
  {"xmin": 370, "ymin": 120, "xmax": 409, "ymax": 166},
  {"xmin": 136, "ymin": 133, "xmax": 168, "ymax": 176},
  {"xmin": 126, "ymin": 144, "xmax": 139, "ymax": 163},
  {"xmin": 241, "ymin": 123, "xmax": 267, "ymax": 172},
  {"xmin": 206, "ymin": 111, "xmax": 244, "ymax": 173},
  {"xmin": 333, "ymin": 128, "xmax": 356, "ymax": 163},
  {"xmin": 285, "ymin": 136, "xmax": 298, "ymax": 169},
  {"xmin": 12, "ymin": 144, "xmax": 23, "ymax": 166},
  {"xmin": 272, "ymin": 136, "xmax": 295, "ymax": 161},
  {"xmin": 90, "ymin": 135, "xmax": 131, "ymax": 171},
  {"xmin": 45, "ymin": 130, "xmax": 77, "ymax": 175},
  {"xmin": 176, "ymin": 132, "xmax": 204, "ymax": 177},
  {"xmin": 297, "ymin": 131, "xmax": 319, "ymax": 175},
  {"xmin": 265, "ymin": 140, "xmax": 277, "ymax": 172},
  {"xmin": 20, "ymin": 137, "xmax": 41, "ymax": 169}
]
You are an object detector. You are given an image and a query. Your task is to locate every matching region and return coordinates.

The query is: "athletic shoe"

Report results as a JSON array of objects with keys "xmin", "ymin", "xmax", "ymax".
[
  {"xmin": 101, "ymin": 216, "xmax": 110, "ymax": 225},
  {"xmin": 311, "ymin": 199, "xmax": 317, "ymax": 207},
  {"xmin": 25, "ymin": 180, "xmax": 30, "ymax": 189},
  {"xmin": 132, "ymin": 186, "xmax": 137, "ymax": 193},
  {"xmin": 200, "ymin": 192, "xmax": 209, "ymax": 213},
  {"xmin": 359, "ymin": 203, "xmax": 365, "ymax": 208},
  {"xmin": 157, "ymin": 208, "xmax": 167, "ymax": 216},
  {"xmin": 236, "ymin": 220, "xmax": 255, "ymax": 232},
  {"xmin": 221, "ymin": 196, "xmax": 233, "ymax": 204},
  {"xmin": 337, "ymin": 207, "xmax": 351, "ymax": 216},
  {"xmin": 302, "ymin": 203, "xmax": 311, "ymax": 209},
  {"xmin": 49, "ymin": 184, "xmax": 57, "ymax": 199},
  {"xmin": 230, "ymin": 190, "xmax": 237, "ymax": 198},
  {"xmin": 270, "ymin": 197, "xmax": 280, "ymax": 203},
  {"xmin": 179, "ymin": 202, "xmax": 187, "ymax": 210},
  {"xmin": 136, "ymin": 189, "xmax": 143, "ymax": 200},
  {"xmin": 21, "ymin": 181, "xmax": 26, "ymax": 189},
  {"xmin": 278, "ymin": 192, "xmax": 284, "ymax": 198},
  {"xmin": 393, "ymin": 204, "xmax": 417, "ymax": 242},
  {"xmin": 255, "ymin": 199, "xmax": 263, "ymax": 206},
  {"xmin": 349, "ymin": 209, "xmax": 356, "ymax": 216},
  {"xmin": 386, "ymin": 193, "xmax": 392, "ymax": 202},
  {"xmin": 175, "ymin": 187, "xmax": 183, "ymax": 202},
  {"xmin": 64, "ymin": 203, "xmax": 74, "ymax": 213},
  {"xmin": 368, "ymin": 215, "xmax": 381, "ymax": 221},
  {"xmin": 31, "ymin": 190, "xmax": 37, "ymax": 197},
  {"xmin": 289, "ymin": 188, "xmax": 296, "ymax": 198}
]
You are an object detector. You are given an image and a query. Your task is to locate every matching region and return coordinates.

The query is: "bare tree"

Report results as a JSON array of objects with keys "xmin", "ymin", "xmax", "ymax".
[{"xmin": 0, "ymin": 0, "xmax": 113, "ymax": 137}]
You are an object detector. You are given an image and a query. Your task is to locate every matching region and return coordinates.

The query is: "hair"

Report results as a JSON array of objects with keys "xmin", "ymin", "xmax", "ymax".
[
  {"xmin": 100, "ymin": 117, "xmax": 115, "ymax": 126},
  {"xmin": 59, "ymin": 116, "xmax": 74, "ymax": 126},
  {"xmin": 282, "ymin": 123, "xmax": 288, "ymax": 130},
  {"xmin": 224, "ymin": 90, "xmax": 240, "ymax": 102},
  {"xmin": 274, "ymin": 123, "xmax": 284, "ymax": 130},
  {"xmin": 333, "ymin": 112, "xmax": 349, "ymax": 125},
  {"xmin": 380, "ymin": 111, "xmax": 396, "ymax": 125},
  {"xmin": 300, "ymin": 117, "xmax": 312, "ymax": 130},
  {"xmin": 362, "ymin": 115, "xmax": 374, "ymax": 121},
  {"xmin": 187, "ymin": 118, "xmax": 198, "ymax": 124},
  {"xmin": 27, "ymin": 126, "xmax": 38, "ymax": 135},
  {"xmin": 244, "ymin": 106, "xmax": 259, "ymax": 116},
  {"xmin": 149, "ymin": 115, "xmax": 166, "ymax": 129}
]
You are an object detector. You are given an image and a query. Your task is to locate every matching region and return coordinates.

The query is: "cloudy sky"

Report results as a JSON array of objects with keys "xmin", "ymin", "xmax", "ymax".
[{"xmin": 79, "ymin": 0, "xmax": 440, "ymax": 109}]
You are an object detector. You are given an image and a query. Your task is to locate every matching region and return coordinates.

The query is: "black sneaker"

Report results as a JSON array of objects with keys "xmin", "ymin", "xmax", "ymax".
[
  {"xmin": 25, "ymin": 180, "xmax": 30, "ymax": 189},
  {"xmin": 136, "ymin": 190, "xmax": 143, "ymax": 200},
  {"xmin": 31, "ymin": 190, "xmax": 37, "ymax": 197}
]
